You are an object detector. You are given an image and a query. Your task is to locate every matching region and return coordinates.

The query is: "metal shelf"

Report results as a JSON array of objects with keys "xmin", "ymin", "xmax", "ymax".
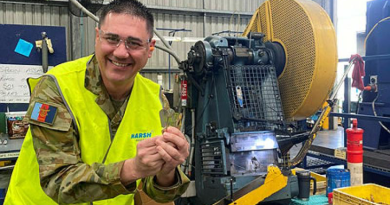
[
  {"xmin": 0, "ymin": 133, "xmax": 23, "ymax": 161},
  {"xmin": 306, "ymin": 146, "xmax": 390, "ymax": 178}
]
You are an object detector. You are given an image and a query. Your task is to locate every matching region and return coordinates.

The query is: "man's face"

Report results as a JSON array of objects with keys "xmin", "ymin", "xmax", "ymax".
[{"xmin": 95, "ymin": 13, "xmax": 155, "ymax": 87}]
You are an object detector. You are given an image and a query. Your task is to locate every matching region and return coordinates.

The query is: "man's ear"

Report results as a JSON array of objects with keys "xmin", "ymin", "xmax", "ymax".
[
  {"xmin": 148, "ymin": 39, "xmax": 156, "ymax": 58},
  {"xmin": 95, "ymin": 27, "xmax": 100, "ymax": 44}
]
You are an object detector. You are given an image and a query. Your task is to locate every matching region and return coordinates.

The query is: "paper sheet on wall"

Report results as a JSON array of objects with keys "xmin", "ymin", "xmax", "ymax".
[{"xmin": 0, "ymin": 64, "xmax": 48, "ymax": 103}]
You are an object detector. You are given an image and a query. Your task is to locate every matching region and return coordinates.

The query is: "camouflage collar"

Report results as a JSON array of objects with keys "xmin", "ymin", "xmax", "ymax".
[
  {"xmin": 84, "ymin": 55, "xmax": 118, "ymax": 120},
  {"xmin": 84, "ymin": 55, "xmax": 105, "ymax": 96}
]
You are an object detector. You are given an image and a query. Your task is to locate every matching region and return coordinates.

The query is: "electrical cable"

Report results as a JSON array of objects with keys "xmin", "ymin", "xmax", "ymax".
[
  {"xmin": 371, "ymin": 93, "xmax": 390, "ymax": 134},
  {"xmin": 237, "ymin": 13, "xmax": 241, "ymax": 37},
  {"xmin": 194, "ymin": 77, "xmax": 214, "ymax": 129},
  {"xmin": 356, "ymin": 90, "xmax": 363, "ymax": 114},
  {"xmin": 182, "ymin": 133, "xmax": 191, "ymax": 174},
  {"xmin": 187, "ymin": 109, "xmax": 195, "ymax": 176},
  {"xmin": 364, "ymin": 16, "xmax": 390, "ymax": 50},
  {"xmin": 182, "ymin": 72, "xmax": 215, "ymax": 175},
  {"xmin": 229, "ymin": 11, "xmax": 236, "ymax": 37},
  {"xmin": 362, "ymin": 15, "xmax": 390, "ymax": 134}
]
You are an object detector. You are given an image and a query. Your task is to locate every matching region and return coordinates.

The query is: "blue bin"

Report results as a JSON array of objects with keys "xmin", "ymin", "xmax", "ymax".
[{"xmin": 326, "ymin": 168, "xmax": 350, "ymax": 195}]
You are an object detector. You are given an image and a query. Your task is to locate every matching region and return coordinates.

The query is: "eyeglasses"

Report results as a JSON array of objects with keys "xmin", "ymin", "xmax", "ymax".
[{"xmin": 99, "ymin": 29, "xmax": 151, "ymax": 51}]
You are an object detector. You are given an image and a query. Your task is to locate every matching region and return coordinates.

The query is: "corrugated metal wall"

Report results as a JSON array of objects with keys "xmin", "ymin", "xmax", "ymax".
[
  {"xmin": 0, "ymin": 0, "xmax": 334, "ymax": 90},
  {"xmin": 147, "ymin": 13, "xmax": 251, "ymax": 69},
  {"xmin": 70, "ymin": 14, "xmax": 98, "ymax": 59},
  {"xmin": 140, "ymin": 0, "xmax": 264, "ymax": 12}
]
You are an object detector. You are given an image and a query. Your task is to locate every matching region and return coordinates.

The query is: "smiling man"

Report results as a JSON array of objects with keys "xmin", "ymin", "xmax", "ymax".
[{"xmin": 5, "ymin": 0, "xmax": 190, "ymax": 204}]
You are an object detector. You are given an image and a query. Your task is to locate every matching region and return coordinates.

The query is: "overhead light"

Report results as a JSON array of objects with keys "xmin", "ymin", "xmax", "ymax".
[
  {"xmin": 152, "ymin": 36, "xmax": 204, "ymax": 42},
  {"xmin": 182, "ymin": 37, "xmax": 204, "ymax": 42},
  {"xmin": 152, "ymin": 36, "xmax": 181, "ymax": 42}
]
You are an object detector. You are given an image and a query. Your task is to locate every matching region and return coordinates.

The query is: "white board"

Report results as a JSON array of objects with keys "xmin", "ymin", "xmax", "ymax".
[{"xmin": 0, "ymin": 64, "xmax": 45, "ymax": 103}]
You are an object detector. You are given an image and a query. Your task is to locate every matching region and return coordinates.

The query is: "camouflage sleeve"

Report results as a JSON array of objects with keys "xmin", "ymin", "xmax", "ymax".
[
  {"xmin": 141, "ymin": 92, "xmax": 190, "ymax": 203},
  {"xmin": 143, "ymin": 167, "xmax": 190, "ymax": 203},
  {"xmin": 26, "ymin": 76, "xmax": 135, "ymax": 204}
]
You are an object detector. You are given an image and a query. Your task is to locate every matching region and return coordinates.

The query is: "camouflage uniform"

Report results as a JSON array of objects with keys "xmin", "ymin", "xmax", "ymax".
[{"xmin": 24, "ymin": 55, "xmax": 189, "ymax": 204}]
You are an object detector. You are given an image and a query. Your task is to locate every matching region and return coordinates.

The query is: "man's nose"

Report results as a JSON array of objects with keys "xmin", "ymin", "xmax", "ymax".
[{"xmin": 113, "ymin": 40, "xmax": 130, "ymax": 58}]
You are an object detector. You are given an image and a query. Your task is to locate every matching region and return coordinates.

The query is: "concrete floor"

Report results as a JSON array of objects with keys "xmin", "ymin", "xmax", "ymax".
[
  {"xmin": 312, "ymin": 127, "xmax": 344, "ymax": 149},
  {"xmin": 290, "ymin": 127, "xmax": 345, "ymax": 158}
]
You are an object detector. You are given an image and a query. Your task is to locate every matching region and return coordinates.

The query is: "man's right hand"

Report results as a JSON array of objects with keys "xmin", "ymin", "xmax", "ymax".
[{"xmin": 120, "ymin": 136, "xmax": 164, "ymax": 186}]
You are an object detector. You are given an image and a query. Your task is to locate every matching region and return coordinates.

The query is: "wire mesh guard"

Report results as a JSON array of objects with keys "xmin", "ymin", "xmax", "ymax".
[{"xmin": 227, "ymin": 65, "xmax": 284, "ymax": 130}]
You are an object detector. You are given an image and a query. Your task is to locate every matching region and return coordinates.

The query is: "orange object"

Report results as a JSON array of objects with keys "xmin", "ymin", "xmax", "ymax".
[
  {"xmin": 364, "ymin": 84, "xmax": 376, "ymax": 91},
  {"xmin": 149, "ymin": 46, "xmax": 155, "ymax": 51}
]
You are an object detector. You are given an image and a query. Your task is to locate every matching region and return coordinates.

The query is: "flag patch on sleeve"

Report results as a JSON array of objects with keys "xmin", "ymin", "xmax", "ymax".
[{"xmin": 31, "ymin": 102, "xmax": 58, "ymax": 125}]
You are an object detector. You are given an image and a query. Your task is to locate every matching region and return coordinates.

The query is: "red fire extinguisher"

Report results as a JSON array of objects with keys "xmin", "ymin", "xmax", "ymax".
[{"xmin": 346, "ymin": 119, "xmax": 364, "ymax": 185}]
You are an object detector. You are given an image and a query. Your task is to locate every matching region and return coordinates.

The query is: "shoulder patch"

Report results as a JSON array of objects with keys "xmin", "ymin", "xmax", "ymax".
[{"xmin": 30, "ymin": 102, "xmax": 58, "ymax": 125}]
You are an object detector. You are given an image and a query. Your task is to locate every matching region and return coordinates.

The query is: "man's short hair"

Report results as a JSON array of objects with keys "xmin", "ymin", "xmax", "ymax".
[{"xmin": 98, "ymin": 0, "xmax": 154, "ymax": 37}]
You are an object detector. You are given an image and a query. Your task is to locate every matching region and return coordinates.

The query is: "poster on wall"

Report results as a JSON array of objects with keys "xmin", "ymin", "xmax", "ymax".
[{"xmin": 0, "ymin": 64, "xmax": 51, "ymax": 103}]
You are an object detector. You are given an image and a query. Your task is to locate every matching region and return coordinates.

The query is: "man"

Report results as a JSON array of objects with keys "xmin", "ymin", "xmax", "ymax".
[{"xmin": 5, "ymin": 0, "xmax": 190, "ymax": 204}]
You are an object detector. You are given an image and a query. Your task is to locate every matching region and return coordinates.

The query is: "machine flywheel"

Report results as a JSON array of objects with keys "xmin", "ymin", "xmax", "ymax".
[{"xmin": 243, "ymin": 0, "xmax": 338, "ymax": 121}]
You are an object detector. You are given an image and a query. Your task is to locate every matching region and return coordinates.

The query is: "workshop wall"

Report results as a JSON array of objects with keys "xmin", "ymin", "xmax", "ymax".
[{"xmin": 0, "ymin": 0, "xmax": 334, "ymax": 90}]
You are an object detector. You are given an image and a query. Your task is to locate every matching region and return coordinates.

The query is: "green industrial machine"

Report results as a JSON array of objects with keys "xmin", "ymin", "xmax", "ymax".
[{"xmin": 178, "ymin": 0, "xmax": 338, "ymax": 204}]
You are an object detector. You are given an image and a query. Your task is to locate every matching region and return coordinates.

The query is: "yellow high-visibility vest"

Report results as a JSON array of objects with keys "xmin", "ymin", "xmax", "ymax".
[{"xmin": 5, "ymin": 56, "xmax": 163, "ymax": 205}]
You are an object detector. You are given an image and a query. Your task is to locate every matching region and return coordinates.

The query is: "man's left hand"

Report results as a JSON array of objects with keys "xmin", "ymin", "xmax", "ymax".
[{"xmin": 155, "ymin": 126, "xmax": 189, "ymax": 186}]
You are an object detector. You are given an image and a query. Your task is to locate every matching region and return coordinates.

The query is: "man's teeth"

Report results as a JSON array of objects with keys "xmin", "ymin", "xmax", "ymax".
[{"xmin": 112, "ymin": 61, "xmax": 128, "ymax": 67}]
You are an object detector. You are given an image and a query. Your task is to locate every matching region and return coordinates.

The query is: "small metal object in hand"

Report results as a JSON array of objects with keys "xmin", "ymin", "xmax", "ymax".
[{"xmin": 159, "ymin": 108, "xmax": 179, "ymax": 132}]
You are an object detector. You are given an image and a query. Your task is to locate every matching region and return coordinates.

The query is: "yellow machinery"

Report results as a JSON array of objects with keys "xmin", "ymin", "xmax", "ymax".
[{"xmin": 243, "ymin": 0, "xmax": 337, "ymax": 121}]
